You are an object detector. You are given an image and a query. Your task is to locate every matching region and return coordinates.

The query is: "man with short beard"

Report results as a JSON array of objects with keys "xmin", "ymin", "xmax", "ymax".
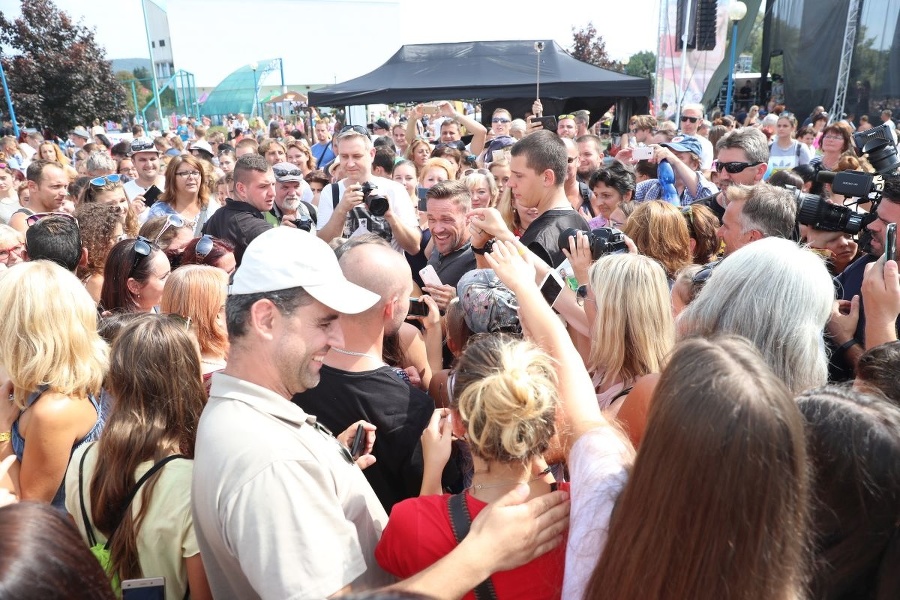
[
  {"xmin": 575, "ymin": 134, "xmax": 604, "ymax": 184},
  {"xmin": 123, "ymin": 137, "xmax": 165, "ymax": 207},
  {"xmin": 271, "ymin": 162, "xmax": 316, "ymax": 230}
]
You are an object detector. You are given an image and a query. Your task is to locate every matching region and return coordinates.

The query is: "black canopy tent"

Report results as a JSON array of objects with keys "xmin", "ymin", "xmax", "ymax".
[{"xmin": 308, "ymin": 40, "xmax": 652, "ymax": 131}]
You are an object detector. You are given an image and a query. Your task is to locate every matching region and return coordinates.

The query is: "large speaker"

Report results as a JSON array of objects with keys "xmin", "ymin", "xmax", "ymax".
[{"xmin": 676, "ymin": 0, "xmax": 718, "ymax": 51}]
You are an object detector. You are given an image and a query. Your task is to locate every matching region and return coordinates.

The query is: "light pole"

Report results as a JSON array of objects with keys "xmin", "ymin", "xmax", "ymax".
[
  {"xmin": 249, "ymin": 61, "xmax": 259, "ymax": 119},
  {"xmin": 724, "ymin": 1, "xmax": 748, "ymax": 116}
]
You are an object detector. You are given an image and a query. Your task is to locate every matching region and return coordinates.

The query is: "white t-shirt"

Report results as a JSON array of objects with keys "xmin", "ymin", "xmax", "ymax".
[
  {"xmin": 317, "ymin": 176, "xmax": 418, "ymax": 253},
  {"xmin": 123, "ymin": 177, "xmax": 165, "ymax": 202},
  {"xmin": 562, "ymin": 425, "xmax": 633, "ymax": 600},
  {"xmin": 697, "ymin": 135, "xmax": 715, "ymax": 172}
]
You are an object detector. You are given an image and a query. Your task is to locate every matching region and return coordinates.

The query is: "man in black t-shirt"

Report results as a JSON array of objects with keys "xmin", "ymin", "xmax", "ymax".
[{"xmin": 293, "ymin": 238, "xmax": 448, "ymax": 512}]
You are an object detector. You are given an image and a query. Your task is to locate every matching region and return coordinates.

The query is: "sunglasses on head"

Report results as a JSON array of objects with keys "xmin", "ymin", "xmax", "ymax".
[
  {"xmin": 153, "ymin": 213, "xmax": 186, "ymax": 245},
  {"xmin": 89, "ymin": 174, "xmax": 122, "ymax": 187},
  {"xmin": 691, "ymin": 259, "xmax": 722, "ymax": 286},
  {"xmin": 25, "ymin": 212, "xmax": 78, "ymax": 227},
  {"xmin": 463, "ymin": 168, "xmax": 491, "ymax": 177},
  {"xmin": 681, "ymin": 116, "xmax": 699, "ymax": 123},
  {"xmin": 195, "ymin": 234, "xmax": 214, "ymax": 260},
  {"xmin": 339, "ymin": 125, "xmax": 370, "ymax": 137},
  {"xmin": 130, "ymin": 236, "xmax": 154, "ymax": 276},
  {"xmin": 714, "ymin": 160, "xmax": 762, "ymax": 174},
  {"xmin": 273, "ymin": 167, "xmax": 303, "ymax": 178},
  {"xmin": 559, "ymin": 114, "xmax": 576, "ymax": 121}
]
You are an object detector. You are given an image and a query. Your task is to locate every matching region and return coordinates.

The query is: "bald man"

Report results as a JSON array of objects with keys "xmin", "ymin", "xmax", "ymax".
[{"xmin": 292, "ymin": 237, "xmax": 453, "ymax": 512}]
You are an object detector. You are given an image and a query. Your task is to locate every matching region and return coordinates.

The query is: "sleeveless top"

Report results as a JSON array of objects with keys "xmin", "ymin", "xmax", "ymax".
[{"xmin": 11, "ymin": 386, "xmax": 106, "ymax": 507}]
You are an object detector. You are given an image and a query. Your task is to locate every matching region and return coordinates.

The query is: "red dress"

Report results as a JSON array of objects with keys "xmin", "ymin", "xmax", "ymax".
[{"xmin": 375, "ymin": 485, "xmax": 569, "ymax": 600}]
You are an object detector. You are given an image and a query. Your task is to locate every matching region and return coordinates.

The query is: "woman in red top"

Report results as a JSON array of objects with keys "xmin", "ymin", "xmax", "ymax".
[{"xmin": 375, "ymin": 333, "xmax": 567, "ymax": 599}]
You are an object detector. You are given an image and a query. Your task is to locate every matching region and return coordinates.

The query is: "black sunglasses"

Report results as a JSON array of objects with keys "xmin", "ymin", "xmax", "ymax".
[
  {"xmin": 681, "ymin": 116, "xmax": 699, "ymax": 123},
  {"xmin": 130, "ymin": 236, "xmax": 154, "ymax": 277},
  {"xmin": 691, "ymin": 259, "xmax": 722, "ymax": 286},
  {"xmin": 714, "ymin": 161, "xmax": 762, "ymax": 174},
  {"xmin": 273, "ymin": 167, "xmax": 304, "ymax": 178}
]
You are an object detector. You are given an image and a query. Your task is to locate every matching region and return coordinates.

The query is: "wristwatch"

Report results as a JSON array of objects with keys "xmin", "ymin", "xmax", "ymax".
[{"xmin": 472, "ymin": 239, "xmax": 495, "ymax": 255}]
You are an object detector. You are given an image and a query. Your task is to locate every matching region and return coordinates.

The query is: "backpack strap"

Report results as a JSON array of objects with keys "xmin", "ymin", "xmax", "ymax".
[
  {"xmin": 447, "ymin": 493, "xmax": 498, "ymax": 600},
  {"xmin": 80, "ymin": 447, "xmax": 187, "ymax": 550}
]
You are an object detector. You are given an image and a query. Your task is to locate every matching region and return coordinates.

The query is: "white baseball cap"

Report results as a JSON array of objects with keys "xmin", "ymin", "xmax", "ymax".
[{"xmin": 230, "ymin": 227, "xmax": 379, "ymax": 315}]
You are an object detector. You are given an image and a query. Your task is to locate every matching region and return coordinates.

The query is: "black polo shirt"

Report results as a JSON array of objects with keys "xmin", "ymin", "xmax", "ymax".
[{"xmin": 202, "ymin": 198, "xmax": 272, "ymax": 266}]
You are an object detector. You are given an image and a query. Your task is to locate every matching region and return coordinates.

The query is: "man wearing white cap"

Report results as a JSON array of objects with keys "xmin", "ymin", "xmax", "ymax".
[
  {"xmin": 123, "ymin": 137, "xmax": 165, "ymax": 208},
  {"xmin": 192, "ymin": 226, "xmax": 392, "ymax": 599}
]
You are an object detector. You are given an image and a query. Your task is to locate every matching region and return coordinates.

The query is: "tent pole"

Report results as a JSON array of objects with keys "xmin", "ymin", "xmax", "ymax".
[
  {"xmin": 535, "ymin": 41, "xmax": 544, "ymax": 103},
  {"xmin": 676, "ymin": 0, "xmax": 694, "ymax": 123}
]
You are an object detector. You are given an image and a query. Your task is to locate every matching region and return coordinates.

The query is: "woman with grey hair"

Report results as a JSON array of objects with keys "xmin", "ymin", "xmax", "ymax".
[{"xmin": 677, "ymin": 237, "xmax": 834, "ymax": 393}]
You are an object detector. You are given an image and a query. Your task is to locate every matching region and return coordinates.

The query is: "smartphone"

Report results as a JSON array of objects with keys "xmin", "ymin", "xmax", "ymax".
[
  {"xmin": 416, "ymin": 187, "xmax": 429, "ymax": 211},
  {"xmin": 407, "ymin": 298, "xmax": 430, "ymax": 317},
  {"xmin": 349, "ymin": 425, "xmax": 366, "ymax": 460},
  {"xmin": 422, "ymin": 104, "xmax": 439, "ymax": 115},
  {"xmin": 530, "ymin": 116, "xmax": 558, "ymax": 132},
  {"xmin": 419, "ymin": 265, "xmax": 443, "ymax": 288},
  {"xmin": 122, "ymin": 577, "xmax": 165, "ymax": 600},
  {"xmin": 143, "ymin": 185, "xmax": 161, "ymax": 206},
  {"xmin": 885, "ymin": 222, "xmax": 897, "ymax": 261},
  {"xmin": 539, "ymin": 271, "xmax": 564, "ymax": 307},
  {"xmin": 632, "ymin": 146, "xmax": 654, "ymax": 160}
]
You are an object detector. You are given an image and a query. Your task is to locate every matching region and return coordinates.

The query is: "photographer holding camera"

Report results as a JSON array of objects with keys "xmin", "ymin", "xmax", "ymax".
[
  {"xmin": 828, "ymin": 177, "xmax": 900, "ymax": 374},
  {"xmin": 316, "ymin": 126, "xmax": 421, "ymax": 254},
  {"xmin": 272, "ymin": 162, "xmax": 317, "ymax": 233}
]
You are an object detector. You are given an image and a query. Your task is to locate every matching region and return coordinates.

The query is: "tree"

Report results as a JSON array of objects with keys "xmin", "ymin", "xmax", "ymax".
[
  {"xmin": 0, "ymin": 0, "xmax": 127, "ymax": 134},
  {"xmin": 570, "ymin": 23, "xmax": 623, "ymax": 71},
  {"xmin": 624, "ymin": 50, "xmax": 656, "ymax": 81}
]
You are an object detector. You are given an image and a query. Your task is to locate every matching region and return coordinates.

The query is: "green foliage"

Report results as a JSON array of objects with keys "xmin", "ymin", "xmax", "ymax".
[
  {"xmin": 625, "ymin": 50, "xmax": 656, "ymax": 80},
  {"xmin": 570, "ymin": 22, "xmax": 623, "ymax": 71},
  {"xmin": 0, "ymin": 0, "xmax": 127, "ymax": 133}
]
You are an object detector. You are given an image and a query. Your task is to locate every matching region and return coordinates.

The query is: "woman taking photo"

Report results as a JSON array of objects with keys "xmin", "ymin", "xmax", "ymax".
[
  {"xmin": 99, "ymin": 237, "xmax": 170, "ymax": 314},
  {"xmin": 65, "ymin": 314, "xmax": 213, "ymax": 600},
  {"xmin": 146, "ymin": 155, "xmax": 215, "ymax": 236},
  {"xmin": 0, "ymin": 261, "xmax": 108, "ymax": 506},
  {"xmin": 160, "ymin": 265, "xmax": 229, "ymax": 380}
]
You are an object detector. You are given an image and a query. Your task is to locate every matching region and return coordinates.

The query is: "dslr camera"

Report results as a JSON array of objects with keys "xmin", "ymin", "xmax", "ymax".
[
  {"xmin": 791, "ymin": 187, "xmax": 871, "ymax": 235},
  {"xmin": 360, "ymin": 182, "xmax": 390, "ymax": 217},
  {"xmin": 558, "ymin": 227, "xmax": 628, "ymax": 261}
]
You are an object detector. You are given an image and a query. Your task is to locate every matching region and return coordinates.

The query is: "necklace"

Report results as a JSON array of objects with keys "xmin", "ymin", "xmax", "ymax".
[
  {"xmin": 331, "ymin": 347, "xmax": 385, "ymax": 363},
  {"xmin": 470, "ymin": 466, "xmax": 552, "ymax": 491}
]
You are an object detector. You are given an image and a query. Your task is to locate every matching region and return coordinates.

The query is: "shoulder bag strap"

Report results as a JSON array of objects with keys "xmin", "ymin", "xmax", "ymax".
[
  {"xmin": 446, "ymin": 493, "xmax": 498, "ymax": 600},
  {"xmin": 105, "ymin": 454, "xmax": 187, "ymax": 549},
  {"xmin": 332, "ymin": 183, "xmax": 341, "ymax": 209},
  {"xmin": 78, "ymin": 443, "xmax": 99, "ymax": 547},
  {"xmin": 316, "ymin": 143, "xmax": 329, "ymax": 167}
]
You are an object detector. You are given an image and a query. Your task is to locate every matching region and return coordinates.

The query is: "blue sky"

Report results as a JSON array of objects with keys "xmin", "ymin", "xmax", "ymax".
[{"xmin": 0, "ymin": 0, "xmax": 661, "ymax": 88}]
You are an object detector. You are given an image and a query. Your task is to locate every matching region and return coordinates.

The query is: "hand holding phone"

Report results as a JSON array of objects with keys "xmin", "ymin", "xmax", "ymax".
[
  {"xmin": 419, "ymin": 265, "xmax": 442, "ymax": 288},
  {"xmin": 632, "ymin": 146, "xmax": 654, "ymax": 161},
  {"xmin": 529, "ymin": 116, "xmax": 557, "ymax": 132},
  {"xmin": 407, "ymin": 298, "xmax": 430, "ymax": 318},
  {"xmin": 884, "ymin": 223, "xmax": 896, "ymax": 262},
  {"xmin": 349, "ymin": 425, "xmax": 366, "ymax": 460}
]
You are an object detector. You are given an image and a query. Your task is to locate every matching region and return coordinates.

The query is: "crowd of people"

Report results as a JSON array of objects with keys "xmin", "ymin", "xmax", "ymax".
[{"xmin": 0, "ymin": 92, "xmax": 898, "ymax": 600}]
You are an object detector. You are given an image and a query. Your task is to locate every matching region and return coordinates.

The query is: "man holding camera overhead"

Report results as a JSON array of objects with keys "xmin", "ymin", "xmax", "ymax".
[{"xmin": 315, "ymin": 126, "xmax": 420, "ymax": 254}]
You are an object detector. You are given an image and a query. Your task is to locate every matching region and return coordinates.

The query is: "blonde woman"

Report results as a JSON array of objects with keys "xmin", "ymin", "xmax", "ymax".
[
  {"xmin": 0, "ymin": 261, "xmax": 108, "ymax": 506},
  {"xmin": 587, "ymin": 253, "xmax": 674, "ymax": 413},
  {"xmin": 160, "ymin": 265, "xmax": 229, "ymax": 380}
]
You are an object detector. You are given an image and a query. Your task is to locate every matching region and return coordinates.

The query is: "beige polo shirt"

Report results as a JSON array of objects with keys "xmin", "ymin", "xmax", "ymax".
[{"xmin": 192, "ymin": 373, "xmax": 392, "ymax": 600}]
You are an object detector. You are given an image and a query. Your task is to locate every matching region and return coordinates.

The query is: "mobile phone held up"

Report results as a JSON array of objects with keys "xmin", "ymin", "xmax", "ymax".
[
  {"xmin": 530, "ymin": 116, "xmax": 557, "ymax": 132},
  {"xmin": 122, "ymin": 578, "xmax": 165, "ymax": 600},
  {"xmin": 885, "ymin": 222, "xmax": 897, "ymax": 261},
  {"xmin": 407, "ymin": 298, "xmax": 430, "ymax": 318},
  {"xmin": 419, "ymin": 265, "xmax": 443, "ymax": 288}
]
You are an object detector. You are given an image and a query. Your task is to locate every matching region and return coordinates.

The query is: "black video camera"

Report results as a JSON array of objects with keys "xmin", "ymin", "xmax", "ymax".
[
  {"xmin": 790, "ymin": 187, "xmax": 872, "ymax": 235},
  {"xmin": 558, "ymin": 227, "xmax": 628, "ymax": 261},
  {"xmin": 815, "ymin": 169, "xmax": 885, "ymax": 204},
  {"xmin": 360, "ymin": 182, "xmax": 390, "ymax": 217},
  {"xmin": 853, "ymin": 123, "xmax": 900, "ymax": 175}
]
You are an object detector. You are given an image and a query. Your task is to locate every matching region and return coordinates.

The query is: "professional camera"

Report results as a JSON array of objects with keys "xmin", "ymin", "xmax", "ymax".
[
  {"xmin": 360, "ymin": 182, "xmax": 390, "ymax": 217},
  {"xmin": 815, "ymin": 169, "xmax": 885, "ymax": 204},
  {"xmin": 789, "ymin": 187, "xmax": 872, "ymax": 235},
  {"xmin": 853, "ymin": 123, "xmax": 900, "ymax": 175},
  {"xmin": 558, "ymin": 227, "xmax": 628, "ymax": 261}
]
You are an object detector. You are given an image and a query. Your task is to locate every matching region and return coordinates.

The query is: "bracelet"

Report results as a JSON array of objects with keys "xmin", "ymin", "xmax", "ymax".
[
  {"xmin": 836, "ymin": 338, "xmax": 860, "ymax": 354},
  {"xmin": 472, "ymin": 239, "xmax": 495, "ymax": 255},
  {"xmin": 0, "ymin": 432, "xmax": 10, "ymax": 443}
]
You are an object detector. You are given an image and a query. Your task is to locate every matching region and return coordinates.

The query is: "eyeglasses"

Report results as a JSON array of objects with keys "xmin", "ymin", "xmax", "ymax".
[
  {"xmin": 681, "ymin": 116, "xmax": 699, "ymax": 123},
  {"xmin": 130, "ymin": 236, "xmax": 154, "ymax": 277},
  {"xmin": 25, "ymin": 212, "xmax": 78, "ymax": 227},
  {"xmin": 0, "ymin": 243, "xmax": 24, "ymax": 262},
  {"xmin": 559, "ymin": 114, "xmax": 576, "ymax": 121},
  {"xmin": 153, "ymin": 214, "xmax": 186, "ymax": 245},
  {"xmin": 195, "ymin": 234, "xmax": 214, "ymax": 259},
  {"xmin": 823, "ymin": 134, "xmax": 844, "ymax": 141},
  {"xmin": 339, "ymin": 125, "xmax": 370, "ymax": 137},
  {"xmin": 273, "ymin": 167, "xmax": 303, "ymax": 178},
  {"xmin": 714, "ymin": 160, "xmax": 762, "ymax": 174},
  {"xmin": 491, "ymin": 117, "xmax": 510, "ymax": 124},
  {"xmin": 89, "ymin": 174, "xmax": 122, "ymax": 187},
  {"xmin": 175, "ymin": 170, "xmax": 201, "ymax": 179},
  {"xmin": 463, "ymin": 168, "xmax": 491, "ymax": 177}
]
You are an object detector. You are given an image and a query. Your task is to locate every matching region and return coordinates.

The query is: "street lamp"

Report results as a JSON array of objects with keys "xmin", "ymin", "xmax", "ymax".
[
  {"xmin": 249, "ymin": 61, "xmax": 259, "ymax": 119},
  {"xmin": 724, "ymin": 1, "xmax": 748, "ymax": 116}
]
